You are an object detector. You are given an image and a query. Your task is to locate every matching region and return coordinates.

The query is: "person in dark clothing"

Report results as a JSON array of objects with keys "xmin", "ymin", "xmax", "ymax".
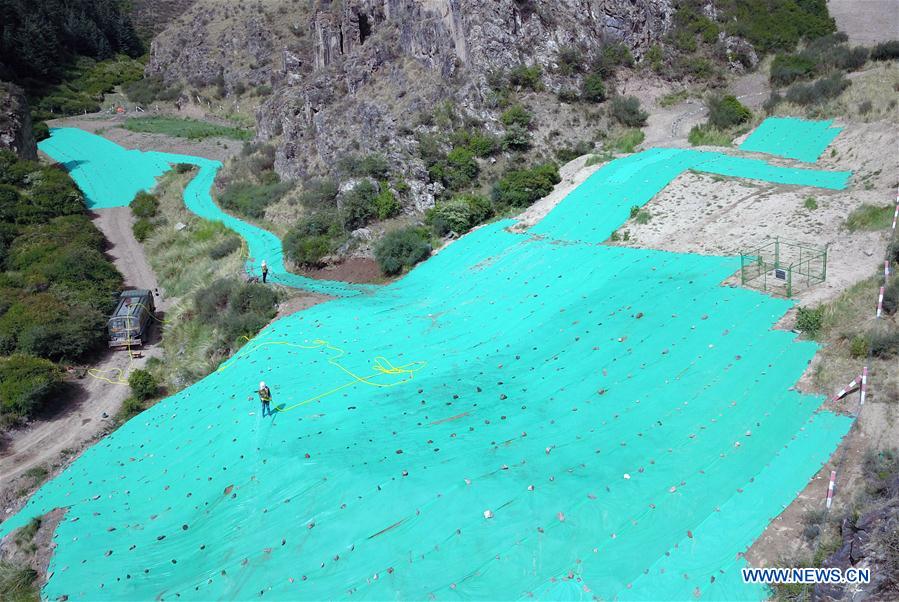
[
  {"xmin": 261, "ymin": 260, "xmax": 269, "ymax": 284},
  {"xmin": 257, "ymin": 381, "xmax": 272, "ymax": 417}
]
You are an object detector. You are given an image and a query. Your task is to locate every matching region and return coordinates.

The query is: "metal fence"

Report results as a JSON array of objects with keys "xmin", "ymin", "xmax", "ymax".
[{"xmin": 740, "ymin": 237, "xmax": 827, "ymax": 298}]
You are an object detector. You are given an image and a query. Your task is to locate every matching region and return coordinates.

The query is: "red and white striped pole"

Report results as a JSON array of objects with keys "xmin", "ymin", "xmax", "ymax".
[
  {"xmin": 892, "ymin": 202, "xmax": 899, "ymax": 231},
  {"xmin": 831, "ymin": 374, "xmax": 862, "ymax": 402},
  {"xmin": 825, "ymin": 470, "xmax": 837, "ymax": 509},
  {"xmin": 860, "ymin": 366, "xmax": 868, "ymax": 406},
  {"xmin": 877, "ymin": 286, "xmax": 885, "ymax": 318}
]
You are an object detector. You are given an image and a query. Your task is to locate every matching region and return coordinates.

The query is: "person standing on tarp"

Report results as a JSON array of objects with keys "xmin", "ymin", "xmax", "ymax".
[
  {"xmin": 261, "ymin": 260, "xmax": 269, "ymax": 284},
  {"xmin": 257, "ymin": 381, "xmax": 272, "ymax": 417}
]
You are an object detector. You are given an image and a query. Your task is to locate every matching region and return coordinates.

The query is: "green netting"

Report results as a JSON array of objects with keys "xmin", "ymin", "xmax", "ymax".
[
  {"xmin": 8, "ymin": 121, "xmax": 854, "ymax": 600},
  {"xmin": 38, "ymin": 128, "xmax": 372, "ymax": 297},
  {"xmin": 738, "ymin": 117, "xmax": 842, "ymax": 163}
]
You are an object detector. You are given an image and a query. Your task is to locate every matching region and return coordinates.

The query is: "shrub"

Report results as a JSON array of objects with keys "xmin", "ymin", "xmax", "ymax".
[
  {"xmin": 444, "ymin": 148, "xmax": 479, "ymax": 190},
  {"xmin": 858, "ymin": 100, "xmax": 873, "ymax": 115},
  {"xmin": 846, "ymin": 204, "xmax": 894, "ymax": 231},
  {"xmin": 502, "ymin": 124, "xmax": 532, "ymax": 151},
  {"xmin": 426, "ymin": 194, "xmax": 493, "ymax": 235},
  {"xmin": 129, "ymin": 369, "xmax": 158, "ymax": 401},
  {"xmin": 849, "ymin": 335, "xmax": 869, "ymax": 359},
  {"xmin": 870, "ymin": 40, "xmax": 899, "ymax": 61},
  {"xmin": 132, "ymin": 217, "xmax": 155, "ymax": 242},
  {"xmin": 784, "ymin": 72, "xmax": 850, "ymax": 105},
  {"xmin": 283, "ymin": 212, "xmax": 342, "ymax": 267},
  {"xmin": 297, "ymin": 178, "xmax": 339, "ymax": 209},
  {"xmin": 723, "ymin": 0, "xmax": 835, "ymax": 53},
  {"xmin": 340, "ymin": 181, "xmax": 378, "ymax": 230},
  {"xmin": 688, "ymin": 124, "xmax": 732, "ymax": 147},
  {"xmin": 707, "ymin": 95, "xmax": 751, "ymax": 129},
  {"xmin": 556, "ymin": 46, "xmax": 584, "ymax": 75},
  {"xmin": 610, "ymin": 95, "xmax": 648, "ymax": 127},
  {"xmin": 889, "ymin": 240, "xmax": 899, "ymax": 265},
  {"xmin": 0, "ymin": 561, "xmax": 38, "ymax": 601},
  {"xmin": 770, "ymin": 54, "xmax": 817, "ymax": 86},
  {"xmin": 501, "ymin": 105, "xmax": 533, "ymax": 128},
  {"xmin": 581, "ymin": 74, "xmax": 606, "ymax": 103},
  {"xmin": 555, "ymin": 141, "xmax": 594, "ymax": 163},
  {"xmin": 219, "ymin": 180, "xmax": 293, "ymax": 219},
  {"xmin": 208, "ymin": 237, "xmax": 241, "ymax": 260},
  {"xmin": 284, "ymin": 234, "xmax": 333, "ymax": 267},
  {"xmin": 120, "ymin": 397, "xmax": 145, "ymax": 420},
  {"xmin": 607, "ymin": 129, "xmax": 645, "ymax": 153},
  {"xmin": 124, "ymin": 76, "xmax": 181, "ymax": 105},
  {"xmin": 796, "ymin": 306, "xmax": 824, "ymax": 337},
  {"xmin": 338, "ymin": 153, "xmax": 391, "ymax": 179},
  {"xmin": 883, "ymin": 277, "xmax": 899, "ymax": 315},
  {"xmin": 492, "ymin": 163, "xmax": 560, "ymax": 208},
  {"xmin": 175, "ymin": 163, "xmax": 194, "ymax": 174},
  {"xmin": 0, "ymin": 355, "xmax": 63, "ymax": 421},
  {"xmin": 193, "ymin": 279, "xmax": 278, "ymax": 348},
  {"xmin": 868, "ymin": 324, "xmax": 899, "ymax": 358},
  {"xmin": 33, "ymin": 121, "xmax": 50, "ymax": 142},
  {"xmin": 373, "ymin": 184, "xmax": 401, "ymax": 220},
  {"xmin": 557, "ymin": 88, "xmax": 580, "ymax": 103},
  {"xmin": 375, "ymin": 227, "xmax": 432, "ymax": 275},
  {"xmin": 131, "ymin": 191, "xmax": 159, "ymax": 218},
  {"xmin": 465, "ymin": 132, "xmax": 499, "ymax": 158},
  {"xmin": 508, "ymin": 64, "xmax": 543, "ymax": 90},
  {"xmin": 635, "ymin": 210, "xmax": 651, "ymax": 224},
  {"xmin": 804, "ymin": 197, "xmax": 818, "ymax": 210}
]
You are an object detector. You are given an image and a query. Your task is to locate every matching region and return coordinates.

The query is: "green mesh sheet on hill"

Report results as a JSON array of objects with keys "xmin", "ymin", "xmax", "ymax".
[
  {"xmin": 38, "ymin": 128, "xmax": 372, "ymax": 297},
  {"xmin": 7, "ymin": 121, "xmax": 853, "ymax": 600},
  {"xmin": 738, "ymin": 117, "xmax": 842, "ymax": 163}
]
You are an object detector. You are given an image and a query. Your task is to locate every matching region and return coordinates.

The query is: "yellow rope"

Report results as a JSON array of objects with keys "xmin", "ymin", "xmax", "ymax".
[
  {"xmin": 87, "ymin": 301, "xmax": 164, "ymax": 386},
  {"xmin": 218, "ymin": 337, "xmax": 426, "ymax": 413}
]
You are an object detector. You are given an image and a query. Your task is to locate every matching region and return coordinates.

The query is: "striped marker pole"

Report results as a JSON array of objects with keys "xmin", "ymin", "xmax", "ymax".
[
  {"xmin": 825, "ymin": 470, "xmax": 836, "ymax": 509},
  {"xmin": 831, "ymin": 374, "xmax": 862, "ymax": 402},
  {"xmin": 877, "ymin": 286, "xmax": 885, "ymax": 318},
  {"xmin": 860, "ymin": 366, "xmax": 868, "ymax": 406},
  {"xmin": 893, "ymin": 202, "xmax": 899, "ymax": 231}
]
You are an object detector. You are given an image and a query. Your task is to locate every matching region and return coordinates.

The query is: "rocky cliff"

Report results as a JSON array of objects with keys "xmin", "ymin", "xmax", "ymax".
[
  {"xmin": 0, "ymin": 82, "xmax": 37, "ymax": 160},
  {"xmin": 148, "ymin": 0, "xmax": 673, "ymax": 210}
]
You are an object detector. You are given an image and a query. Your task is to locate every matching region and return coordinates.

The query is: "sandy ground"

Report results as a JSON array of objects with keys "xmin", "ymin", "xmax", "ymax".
[
  {"xmin": 0, "ymin": 207, "xmax": 170, "ymax": 521},
  {"xmin": 48, "ymin": 113, "xmax": 242, "ymax": 162},
  {"xmin": 828, "ymin": 0, "xmax": 899, "ymax": 45}
]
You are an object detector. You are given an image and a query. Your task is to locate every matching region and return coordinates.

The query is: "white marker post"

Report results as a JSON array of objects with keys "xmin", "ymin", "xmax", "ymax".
[
  {"xmin": 860, "ymin": 366, "xmax": 868, "ymax": 406},
  {"xmin": 826, "ymin": 470, "xmax": 836, "ymax": 509}
]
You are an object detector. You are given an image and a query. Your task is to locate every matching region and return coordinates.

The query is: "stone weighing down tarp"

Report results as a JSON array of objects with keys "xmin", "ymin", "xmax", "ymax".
[
  {"xmin": 38, "ymin": 128, "xmax": 373, "ymax": 298},
  {"xmin": 739, "ymin": 117, "xmax": 843, "ymax": 163},
  {"xmin": 6, "ymin": 121, "xmax": 853, "ymax": 600}
]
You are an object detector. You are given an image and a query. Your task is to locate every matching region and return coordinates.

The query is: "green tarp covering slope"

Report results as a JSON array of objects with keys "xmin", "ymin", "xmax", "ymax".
[
  {"xmin": 6, "ymin": 121, "xmax": 853, "ymax": 600},
  {"xmin": 38, "ymin": 128, "xmax": 373, "ymax": 297},
  {"xmin": 738, "ymin": 117, "xmax": 842, "ymax": 163}
]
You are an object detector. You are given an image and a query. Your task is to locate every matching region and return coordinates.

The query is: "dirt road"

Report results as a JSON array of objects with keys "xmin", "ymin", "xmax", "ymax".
[{"xmin": 0, "ymin": 207, "xmax": 169, "ymax": 520}]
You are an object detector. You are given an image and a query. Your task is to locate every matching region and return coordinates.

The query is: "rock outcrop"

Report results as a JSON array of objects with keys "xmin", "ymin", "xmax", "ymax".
[
  {"xmin": 0, "ymin": 82, "xmax": 37, "ymax": 160},
  {"xmin": 148, "ymin": 0, "xmax": 674, "ymax": 210}
]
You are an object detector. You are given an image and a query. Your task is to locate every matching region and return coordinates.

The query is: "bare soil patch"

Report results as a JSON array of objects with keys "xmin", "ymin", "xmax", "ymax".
[{"xmin": 298, "ymin": 257, "xmax": 383, "ymax": 284}]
